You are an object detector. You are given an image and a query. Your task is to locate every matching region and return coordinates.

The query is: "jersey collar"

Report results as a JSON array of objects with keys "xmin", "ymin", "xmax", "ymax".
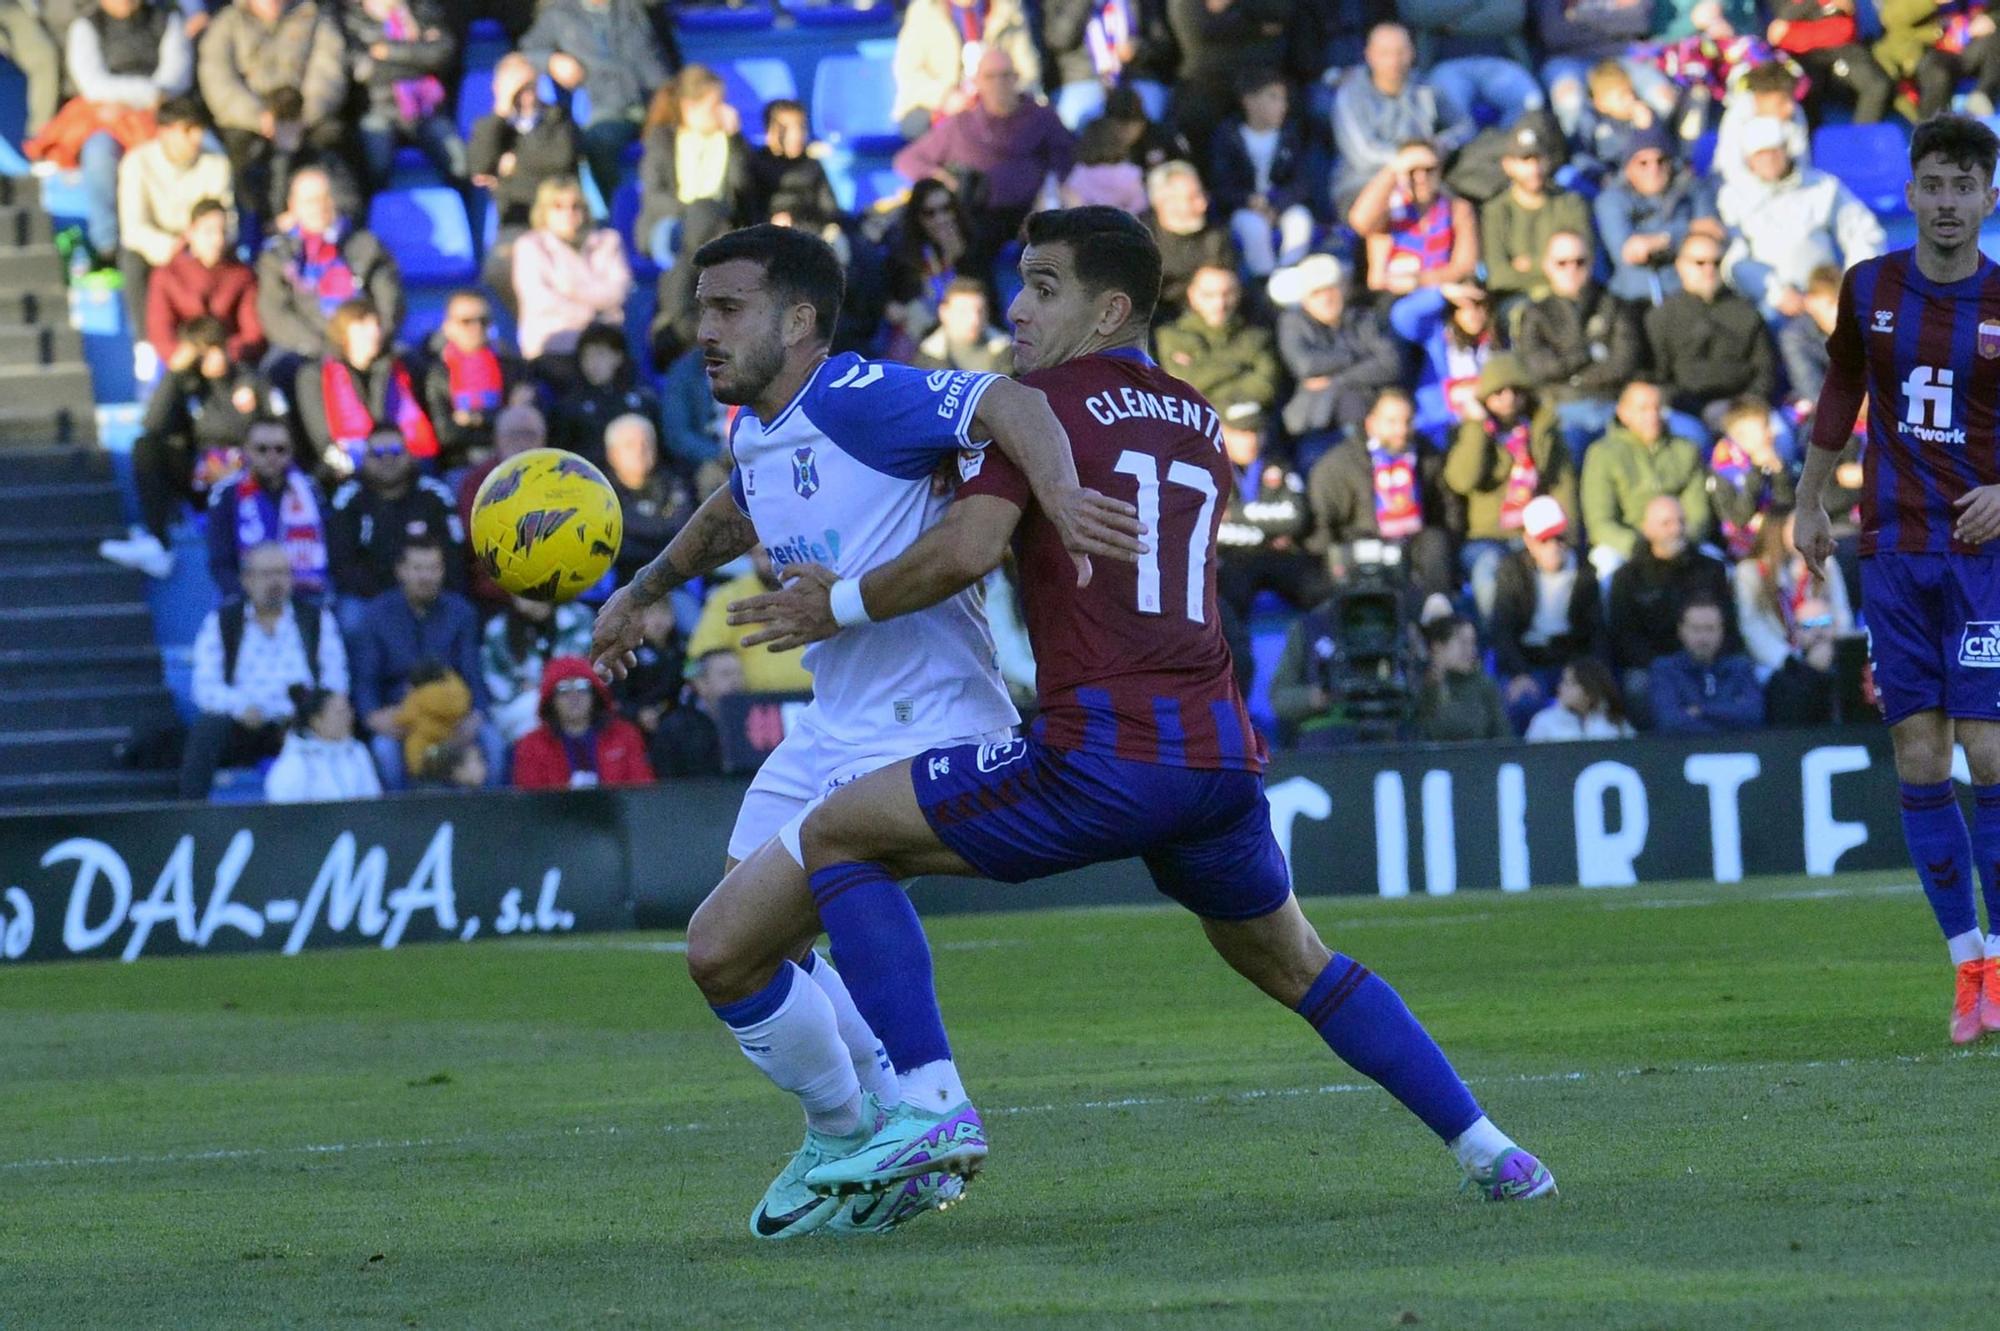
[{"xmin": 1097, "ymin": 345, "xmax": 1155, "ymax": 367}]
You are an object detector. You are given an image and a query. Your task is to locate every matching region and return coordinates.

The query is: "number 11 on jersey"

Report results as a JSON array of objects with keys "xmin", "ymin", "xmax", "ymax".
[{"xmin": 1113, "ymin": 449, "xmax": 1218, "ymax": 624}]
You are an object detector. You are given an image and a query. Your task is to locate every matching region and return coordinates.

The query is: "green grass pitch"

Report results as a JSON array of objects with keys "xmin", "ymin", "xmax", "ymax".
[{"xmin": 4, "ymin": 870, "xmax": 1997, "ymax": 1329}]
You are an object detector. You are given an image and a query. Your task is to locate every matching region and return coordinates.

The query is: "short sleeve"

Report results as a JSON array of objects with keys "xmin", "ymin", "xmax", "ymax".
[
  {"xmin": 728, "ymin": 464, "xmax": 750, "ymax": 515},
  {"xmin": 806, "ymin": 358, "xmax": 1000, "ymax": 480},
  {"xmin": 1825, "ymin": 265, "xmax": 1864, "ymax": 375},
  {"xmin": 956, "ymin": 442, "xmax": 1031, "ymax": 509}
]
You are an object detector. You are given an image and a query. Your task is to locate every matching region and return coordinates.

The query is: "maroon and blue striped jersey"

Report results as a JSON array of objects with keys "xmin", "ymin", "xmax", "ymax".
[
  {"xmin": 1821, "ymin": 249, "xmax": 2000, "ymax": 556},
  {"xmin": 956, "ymin": 348, "xmax": 1266, "ymax": 772}
]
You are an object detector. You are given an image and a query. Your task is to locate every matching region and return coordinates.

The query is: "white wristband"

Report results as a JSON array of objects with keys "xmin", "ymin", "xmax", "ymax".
[{"xmin": 829, "ymin": 577, "xmax": 872, "ymax": 628}]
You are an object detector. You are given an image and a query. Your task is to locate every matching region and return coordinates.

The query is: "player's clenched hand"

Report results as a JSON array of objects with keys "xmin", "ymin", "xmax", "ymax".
[
  {"xmin": 1954, "ymin": 485, "xmax": 2000, "ymax": 546},
  {"xmin": 1790, "ymin": 503, "xmax": 1835, "ymax": 583},
  {"xmin": 589, "ymin": 584, "xmax": 645, "ymax": 683},
  {"xmin": 728, "ymin": 562, "xmax": 839, "ymax": 651},
  {"xmin": 1049, "ymin": 484, "xmax": 1148, "ymax": 588}
]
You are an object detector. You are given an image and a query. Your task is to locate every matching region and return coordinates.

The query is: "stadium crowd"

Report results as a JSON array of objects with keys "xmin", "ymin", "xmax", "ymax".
[{"xmin": 10, "ymin": 0, "xmax": 1908, "ymax": 801}]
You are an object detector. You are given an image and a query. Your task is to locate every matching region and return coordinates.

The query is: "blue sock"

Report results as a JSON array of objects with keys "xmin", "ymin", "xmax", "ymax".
[
  {"xmin": 1900, "ymin": 780, "xmax": 1978, "ymax": 941},
  {"xmin": 1973, "ymin": 785, "xmax": 2000, "ymax": 937},
  {"xmin": 709, "ymin": 963, "xmax": 792, "ymax": 1028},
  {"xmin": 808, "ymin": 861, "xmax": 953, "ymax": 1073},
  {"xmin": 1297, "ymin": 955, "xmax": 1482, "ymax": 1143}
]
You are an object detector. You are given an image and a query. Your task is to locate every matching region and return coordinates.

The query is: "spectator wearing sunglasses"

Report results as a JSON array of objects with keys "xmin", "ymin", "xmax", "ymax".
[
  {"xmin": 326, "ymin": 424, "xmax": 465, "ymax": 633},
  {"xmin": 1642, "ymin": 230, "xmax": 1777, "ymax": 444},
  {"xmin": 421, "ymin": 290, "xmax": 530, "ymax": 472}
]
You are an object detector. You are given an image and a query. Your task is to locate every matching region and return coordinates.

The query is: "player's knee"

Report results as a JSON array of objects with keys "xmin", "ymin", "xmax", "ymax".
[{"xmin": 684, "ymin": 913, "xmax": 768, "ymax": 1005}]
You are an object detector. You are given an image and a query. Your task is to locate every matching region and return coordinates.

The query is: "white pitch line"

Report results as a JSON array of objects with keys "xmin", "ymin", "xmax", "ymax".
[{"xmin": 6, "ymin": 1045, "xmax": 1995, "ymax": 1176}]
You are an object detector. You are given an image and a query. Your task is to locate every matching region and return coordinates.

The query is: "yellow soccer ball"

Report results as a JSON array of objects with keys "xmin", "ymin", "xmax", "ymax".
[{"xmin": 469, "ymin": 448, "xmax": 623, "ymax": 603}]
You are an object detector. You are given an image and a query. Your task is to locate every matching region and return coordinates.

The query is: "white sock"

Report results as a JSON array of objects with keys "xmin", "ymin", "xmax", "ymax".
[
  {"xmin": 721, "ymin": 961, "xmax": 864, "ymax": 1137},
  {"xmin": 803, "ymin": 949, "xmax": 901, "ymax": 1109},
  {"xmin": 1947, "ymin": 929, "xmax": 1986, "ymax": 967},
  {"xmin": 1448, "ymin": 1116, "xmax": 1517, "ymax": 1174},
  {"xmin": 898, "ymin": 1059, "xmax": 968, "ymax": 1114}
]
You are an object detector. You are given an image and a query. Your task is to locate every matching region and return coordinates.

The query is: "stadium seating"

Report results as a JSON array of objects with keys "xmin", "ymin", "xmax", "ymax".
[
  {"xmin": 677, "ymin": 3, "xmax": 777, "ymax": 31},
  {"xmin": 1812, "ymin": 121, "xmax": 1912, "ymax": 217},
  {"xmin": 720, "ymin": 57, "xmax": 800, "ymax": 144},
  {"xmin": 368, "ymin": 187, "xmax": 479, "ymax": 286},
  {"xmin": 810, "ymin": 52, "xmax": 902, "ymax": 153}
]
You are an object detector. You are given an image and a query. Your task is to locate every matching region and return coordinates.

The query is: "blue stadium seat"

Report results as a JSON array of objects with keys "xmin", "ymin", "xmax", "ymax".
[
  {"xmin": 678, "ymin": 3, "xmax": 776, "ymax": 30},
  {"xmin": 457, "ymin": 64, "xmax": 497, "ymax": 141},
  {"xmin": 853, "ymin": 166, "xmax": 909, "ymax": 213},
  {"xmin": 791, "ymin": 3, "xmax": 897, "ymax": 27},
  {"xmin": 1812, "ymin": 121, "xmax": 1911, "ymax": 216},
  {"xmin": 369, "ymin": 187, "xmax": 478, "ymax": 284},
  {"xmin": 1690, "ymin": 130, "xmax": 1717, "ymax": 178},
  {"xmin": 811, "ymin": 52, "xmax": 901, "ymax": 153},
  {"xmin": 720, "ymin": 57, "xmax": 799, "ymax": 144}
]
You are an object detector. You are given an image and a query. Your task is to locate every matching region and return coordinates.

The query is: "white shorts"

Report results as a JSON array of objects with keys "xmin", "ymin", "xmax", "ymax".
[{"xmin": 726, "ymin": 705, "xmax": 1015, "ymax": 866}]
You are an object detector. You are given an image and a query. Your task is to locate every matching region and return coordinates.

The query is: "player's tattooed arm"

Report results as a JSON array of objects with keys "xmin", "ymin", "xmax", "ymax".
[
  {"xmin": 591, "ymin": 487, "xmax": 757, "ymax": 681},
  {"xmin": 638, "ymin": 486, "xmax": 759, "ymax": 600},
  {"xmin": 972, "ymin": 379, "xmax": 1148, "ymax": 586}
]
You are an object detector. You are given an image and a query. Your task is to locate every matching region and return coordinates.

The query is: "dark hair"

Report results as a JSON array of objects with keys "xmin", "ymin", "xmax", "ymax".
[
  {"xmin": 1022, "ymin": 206, "xmax": 1162, "ymax": 330},
  {"xmin": 287, "ymin": 684, "xmax": 336, "ymax": 735},
  {"xmin": 692, "ymin": 223, "xmax": 845, "ymax": 346},
  {"xmin": 406, "ymin": 658, "xmax": 451, "ymax": 688},
  {"xmin": 1679, "ymin": 594, "xmax": 1725, "ymax": 624},
  {"xmin": 574, "ymin": 322, "xmax": 630, "ymax": 362},
  {"xmin": 1369, "ymin": 384, "xmax": 1415, "ymax": 412},
  {"xmin": 1075, "ymin": 116, "xmax": 1130, "ymax": 167},
  {"xmin": 1565, "ymin": 657, "xmax": 1626, "ymax": 725},
  {"xmin": 157, "ymin": 93, "xmax": 207, "ymax": 130},
  {"xmin": 417, "ymin": 736, "xmax": 477, "ymax": 782},
  {"xmin": 764, "ymin": 97, "xmax": 807, "ymax": 132},
  {"xmin": 1234, "ymin": 66, "xmax": 1286, "ymax": 100},
  {"xmin": 398, "ymin": 535, "xmax": 447, "ymax": 566},
  {"xmin": 1743, "ymin": 62, "xmax": 1794, "ymax": 97},
  {"xmin": 1421, "ymin": 613, "xmax": 1473, "ymax": 651},
  {"xmin": 1103, "ymin": 85, "xmax": 1148, "ymax": 124},
  {"xmin": 188, "ymin": 197, "xmax": 228, "ymax": 229},
  {"xmin": 182, "ymin": 314, "xmax": 228, "ymax": 351},
  {"xmin": 940, "ymin": 275, "xmax": 987, "ymax": 304},
  {"xmin": 1911, "ymin": 113, "xmax": 2000, "ymax": 184}
]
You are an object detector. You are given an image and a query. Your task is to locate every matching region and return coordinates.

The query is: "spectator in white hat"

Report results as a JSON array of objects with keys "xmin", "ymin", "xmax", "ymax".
[
  {"xmin": 1717, "ymin": 114, "xmax": 1884, "ymax": 322},
  {"xmin": 1487, "ymin": 494, "xmax": 1606, "ymax": 732},
  {"xmin": 1272, "ymin": 252, "xmax": 1404, "ymax": 453}
]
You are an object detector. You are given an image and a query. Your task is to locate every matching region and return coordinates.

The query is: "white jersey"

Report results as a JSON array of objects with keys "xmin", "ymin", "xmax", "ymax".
[{"xmin": 726, "ymin": 352, "xmax": 1020, "ymax": 752}]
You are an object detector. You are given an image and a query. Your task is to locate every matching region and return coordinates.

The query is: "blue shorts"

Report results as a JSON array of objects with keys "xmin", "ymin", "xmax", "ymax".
[
  {"xmin": 1861, "ymin": 553, "xmax": 2000, "ymax": 725},
  {"xmin": 911, "ymin": 737, "xmax": 1292, "ymax": 921}
]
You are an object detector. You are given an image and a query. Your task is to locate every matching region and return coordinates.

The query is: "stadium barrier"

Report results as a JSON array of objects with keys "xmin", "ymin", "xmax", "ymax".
[{"xmin": 0, "ymin": 728, "xmax": 1920, "ymax": 965}]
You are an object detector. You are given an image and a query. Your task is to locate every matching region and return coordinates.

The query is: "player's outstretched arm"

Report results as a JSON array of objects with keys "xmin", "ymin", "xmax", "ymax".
[
  {"xmin": 727, "ymin": 494, "xmax": 1023, "ymax": 651},
  {"xmin": 973, "ymin": 378, "xmax": 1146, "ymax": 586},
  {"xmin": 591, "ymin": 486, "xmax": 758, "ymax": 680}
]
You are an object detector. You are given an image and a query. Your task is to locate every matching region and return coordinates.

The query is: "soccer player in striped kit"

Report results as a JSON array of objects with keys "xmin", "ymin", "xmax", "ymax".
[
  {"xmin": 734, "ymin": 208, "xmax": 1555, "ymax": 1204},
  {"xmin": 1796, "ymin": 114, "xmax": 2000, "ymax": 1043}
]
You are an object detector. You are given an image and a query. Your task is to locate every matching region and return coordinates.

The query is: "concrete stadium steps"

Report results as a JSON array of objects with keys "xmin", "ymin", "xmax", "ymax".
[
  {"xmin": 0, "ymin": 602, "xmax": 156, "ymax": 650},
  {"xmin": 0, "ymin": 179, "xmax": 179, "ymax": 811},
  {"xmin": 0, "ymin": 768, "xmax": 178, "ymax": 813},
  {"xmin": 0, "ymin": 726, "xmax": 134, "ymax": 776},
  {"xmin": 0, "ymin": 643, "xmax": 165, "ymax": 693},
  {"xmin": 0, "ymin": 321, "xmax": 83, "ymax": 366},
  {"xmin": 0, "ymin": 682, "xmax": 177, "ymax": 732},
  {"xmin": 10, "ymin": 558, "xmax": 148, "ymax": 606},
  {"xmin": 0, "ymin": 520, "xmax": 128, "ymax": 567},
  {"xmin": 0, "ymin": 476, "xmax": 123, "ymax": 528}
]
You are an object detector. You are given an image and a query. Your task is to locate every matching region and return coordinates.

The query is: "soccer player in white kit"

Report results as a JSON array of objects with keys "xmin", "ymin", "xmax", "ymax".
[{"xmin": 591, "ymin": 225, "xmax": 1143, "ymax": 1238}]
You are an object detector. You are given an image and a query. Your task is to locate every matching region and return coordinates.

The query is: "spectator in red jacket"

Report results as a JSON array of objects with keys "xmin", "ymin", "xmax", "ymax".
[
  {"xmin": 511, "ymin": 655, "xmax": 656, "ymax": 789},
  {"xmin": 146, "ymin": 198, "xmax": 264, "ymax": 366}
]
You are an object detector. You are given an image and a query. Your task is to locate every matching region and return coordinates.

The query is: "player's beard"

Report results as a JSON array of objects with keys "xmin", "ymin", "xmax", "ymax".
[{"xmin": 708, "ymin": 328, "xmax": 787, "ymax": 407}]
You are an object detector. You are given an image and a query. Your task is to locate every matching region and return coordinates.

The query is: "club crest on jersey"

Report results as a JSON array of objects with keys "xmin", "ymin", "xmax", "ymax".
[
  {"xmin": 1980, "ymin": 321, "xmax": 2000, "ymax": 360},
  {"xmin": 792, "ymin": 446, "xmax": 821, "ymax": 499},
  {"xmin": 1961, "ymin": 622, "xmax": 2000, "ymax": 667},
  {"xmin": 1872, "ymin": 309, "xmax": 1895, "ymax": 335}
]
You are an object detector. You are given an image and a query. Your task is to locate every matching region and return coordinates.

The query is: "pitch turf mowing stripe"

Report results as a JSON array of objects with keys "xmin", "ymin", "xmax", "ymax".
[{"xmin": 8, "ymin": 1044, "xmax": 1995, "ymax": 1174}]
